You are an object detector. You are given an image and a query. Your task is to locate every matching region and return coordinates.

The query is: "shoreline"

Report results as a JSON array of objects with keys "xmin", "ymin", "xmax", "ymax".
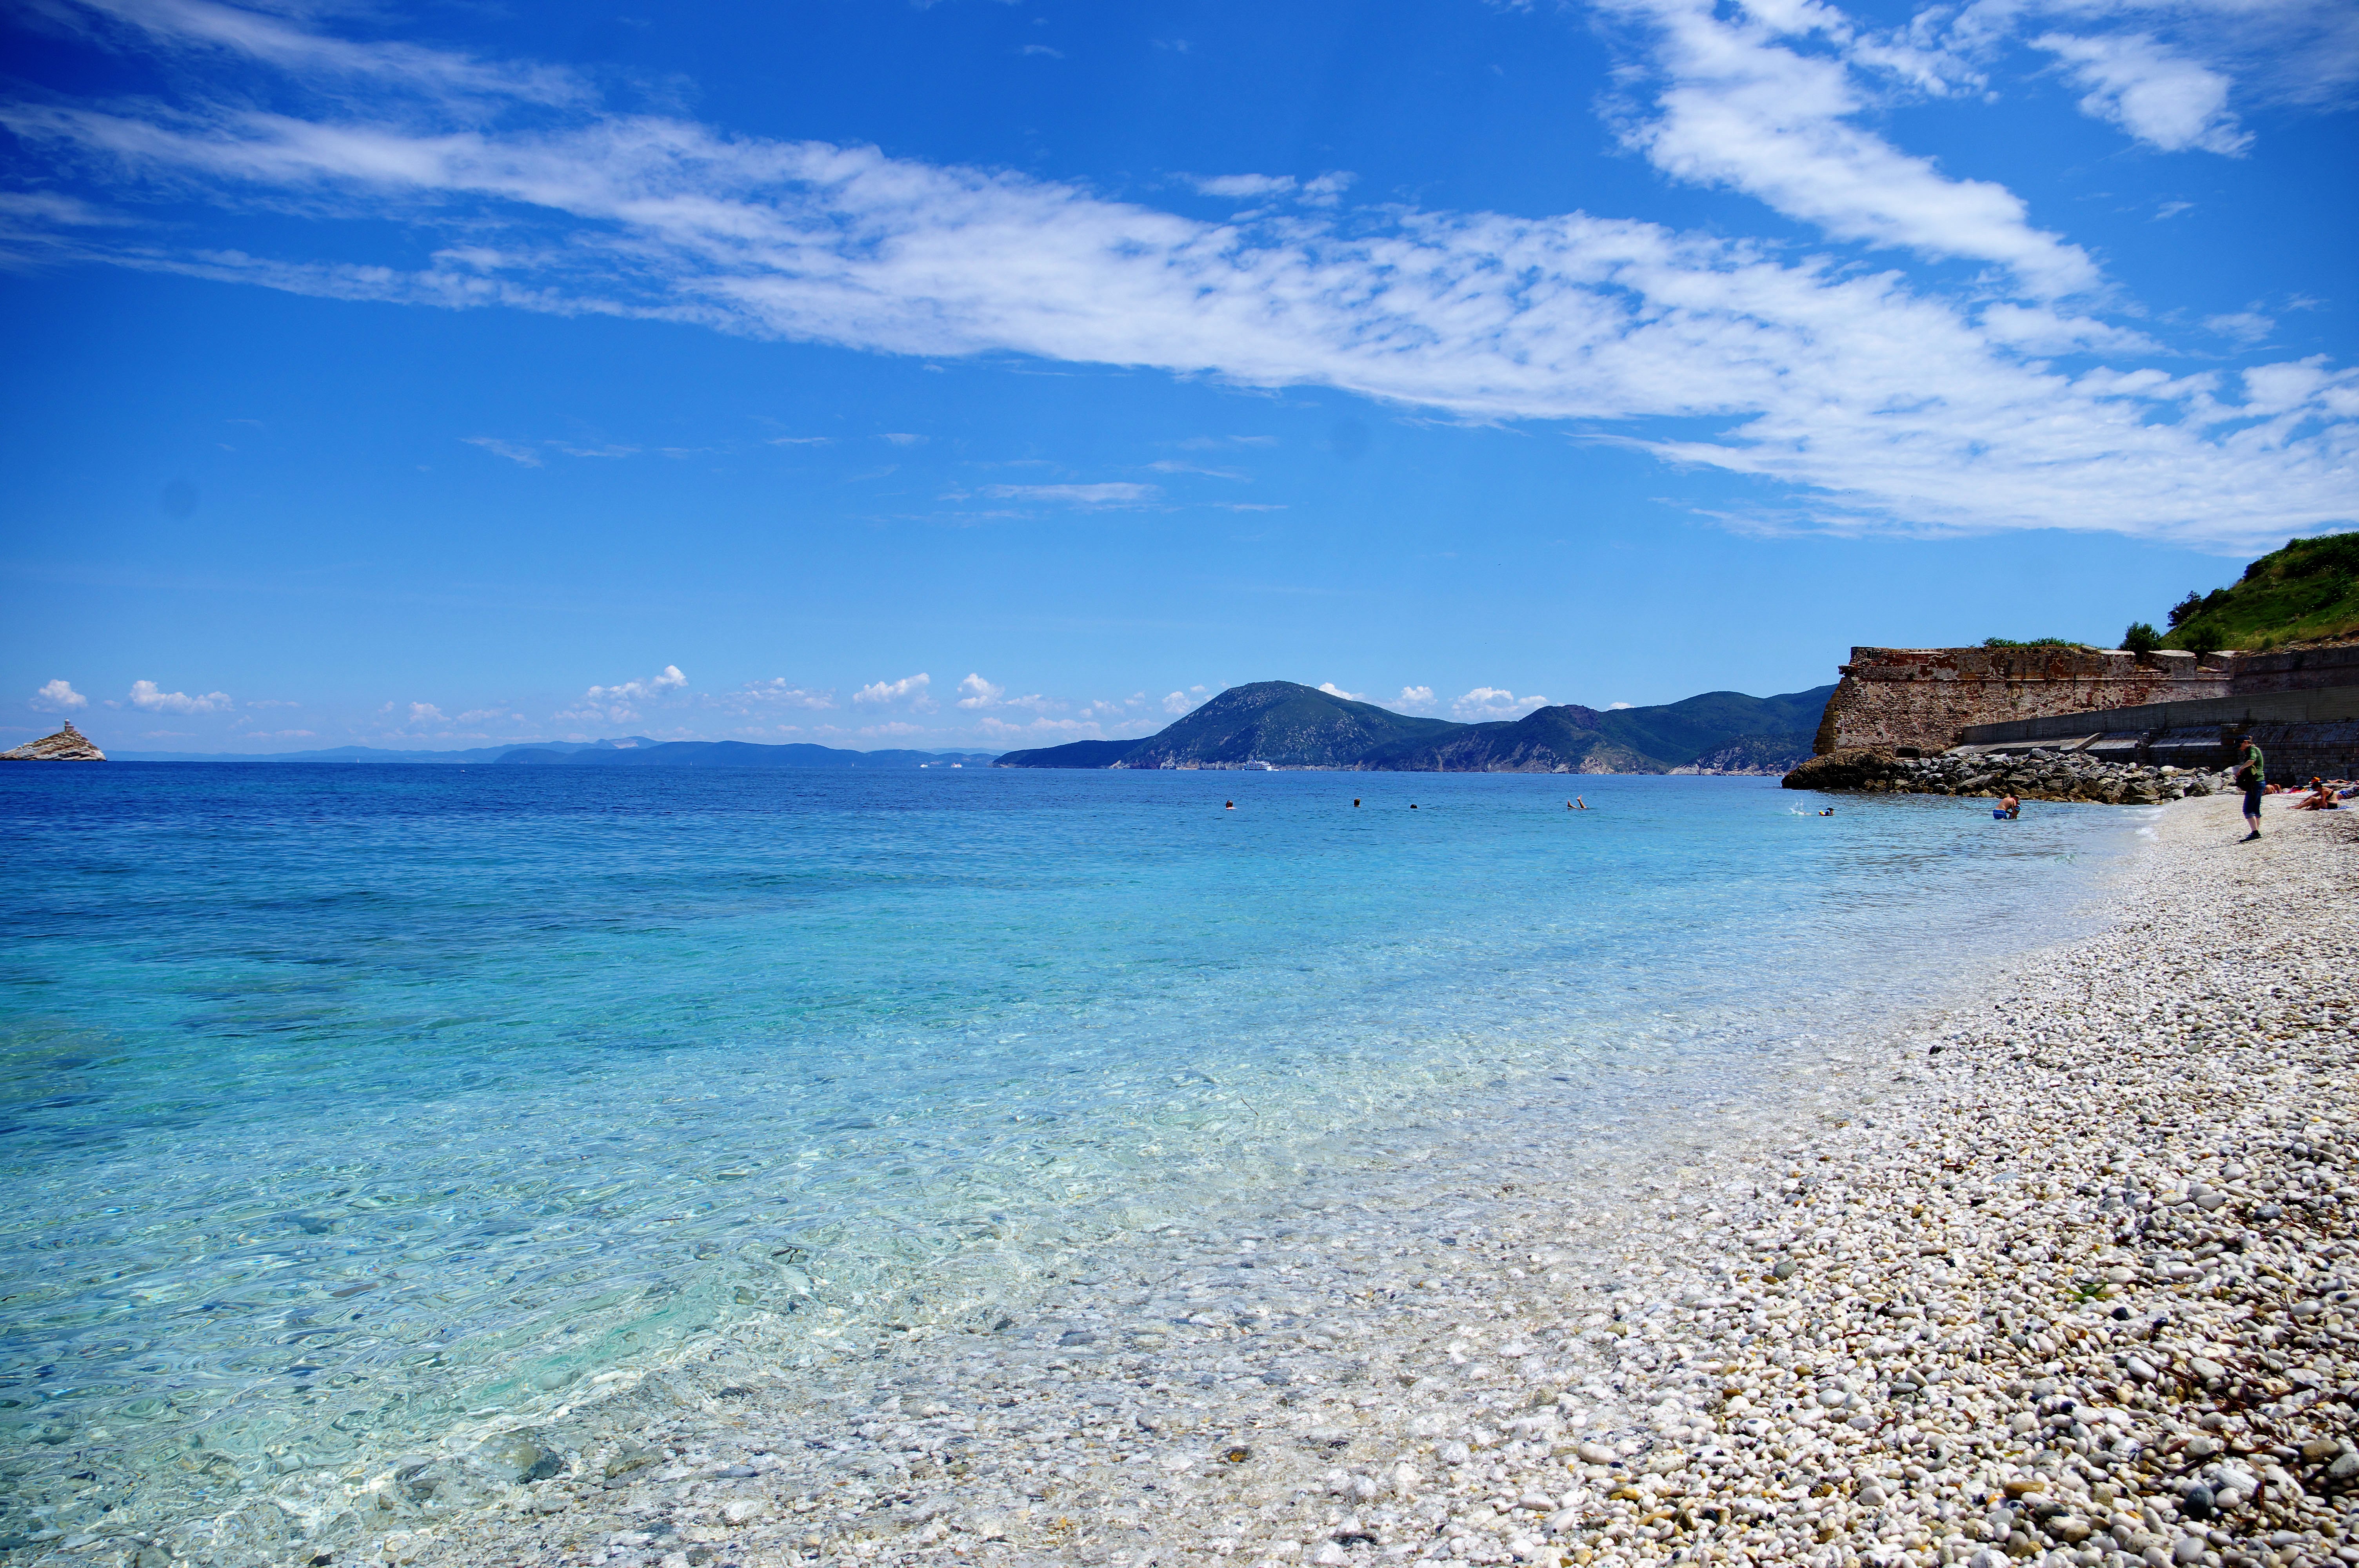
[{"xmin": 60, "ymin": 795, "xmax": 2355, "ymax": 1568}]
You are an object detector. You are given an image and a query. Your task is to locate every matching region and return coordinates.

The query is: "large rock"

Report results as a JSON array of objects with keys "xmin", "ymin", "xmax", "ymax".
[
  {"xmin": 2, "ymin": 721, "xmax": 105, "ymax": 761},
  {"xmin": 1781, "ymin": 748, "xmax": 1898, "ymax": 790}
]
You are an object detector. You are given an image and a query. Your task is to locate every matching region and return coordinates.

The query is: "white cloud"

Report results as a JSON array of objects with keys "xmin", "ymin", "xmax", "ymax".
[
  {"xmin": 1148, "ymin": 459, "xmax": 1249, "ymax": 479},
  {"xmin": 39, "ymin": 0, "xmax": 589, "ymax": 108},
  {"xmin": 560, "ymin": 663, "xmax": 688, "ymax": 723},
  {"xmin": 1451, "ymin": 686, "xmax": 1548, "ymax": 721},
  {"xmin": 1605, "ymin": 0, "xmax": 2101, "ymax": 295},
  {"xmin": 1192, "ymin": 173, "xmax": 1295, "ymax": 199},
  {"xmin": 1608, "ymin": 701, "xmax": 1637, "ymax": 710},
  {"xmin": 1393, "ymin": 685, "xmax": 1438, "ymax": 714},
  {"xmin": 729, "ymin": 677, "xmax": 834, "ymax": 709},
  {"xmin": 407, "ymin": 701, "xmax": 446, "ymax": 725},
  {"xmin": 767, "ymin": 434, "xmax": 832, "ymax": 445},
  {"xmin": 853, "ymin": 672, "xmax": 933, "ymax": 709},
  {"xmin": 129, "ymin": 679, "xmax": 231, "ymax": 714},
  {"xmin": 878, "ymin": 431, "xmax": 926, "ymax": 445},
  {"xmin": 586, "ymin": 664, "xmax": 687, "ymax": 704},
  {"xmin": 2035, "ymin": 32, "xmax": 2250, "ymax": 154},
  {"xmin": 2206, "ymin": 311, "xmax": 2274, "ymax": 345},
  {"xmin": 31, "ymin": 678, "xmax": 88, "ymax": 711},
  {"xmin": 1316, "ymin": 682, "xmax": 1366, "ymax": 701},
  {"xmin": 462, "ymin": 436, "xmax": 542, "ymax": 466},
  {"xmin": 1018, "ymin": 44, "xmax": 1063, "ymax": 59},
  {"xmin": 1162, "ymin": 685, "xmax": 1209, "ymax": 715},
  {"xmin": 979, "ymin": 483, "xmax": 1159, "ymax": 507},
  {"xmin": 955, "ymin": 673, "xmax": 1005, "ymax": 708},
  {"xmin": 7, "ymin": 1, "xmax": 2355, "ymax": 546},
  {"xmin": 1977, "ymin": 303, "xmax": 2160, "ymax": 356}
]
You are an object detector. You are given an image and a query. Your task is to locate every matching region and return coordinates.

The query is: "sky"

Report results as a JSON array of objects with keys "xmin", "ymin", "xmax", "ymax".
[{"xmin": 2, "ymin": 0, "xmax": 2354, "ymax": 755}]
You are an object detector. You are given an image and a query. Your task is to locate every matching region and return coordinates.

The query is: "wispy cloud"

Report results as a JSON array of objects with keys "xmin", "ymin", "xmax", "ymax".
[
  {"xmin": 2035, "ymin": 31, "xmax": 2250, "ymax": 154},
  {"xmin": 2206, "ymin": 311, "xmax": 2274, "ymax": 346},
  {"xmin": 463, "ymin": 436, "xmax": 542, "ymax": 466},
  {"xmin": 4, "ymin": 0, "xmax": 2354, "ymax": 546},
  {"xmin": 980, "ymin": 482, "xmax": 1159, "ymax": 507},
  {"xmin": 727, "ymin": 677, "xmax": 834, "ymax": 710},
  {"xmin": 1601, "ymin": 0, "xmax": 2099, "ymax": 295}
]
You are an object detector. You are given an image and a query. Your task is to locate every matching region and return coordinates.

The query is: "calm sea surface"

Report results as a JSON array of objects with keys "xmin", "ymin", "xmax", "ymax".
[{"xmin": 0, "ymin": 765, "xmax": 2140, "ymax": 1545}]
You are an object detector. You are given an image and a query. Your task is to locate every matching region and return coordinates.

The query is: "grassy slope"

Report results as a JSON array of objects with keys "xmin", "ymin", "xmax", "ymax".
[{"xmin": 2165, "ymin": 532, "xmax": 2359, "ymax": 652}]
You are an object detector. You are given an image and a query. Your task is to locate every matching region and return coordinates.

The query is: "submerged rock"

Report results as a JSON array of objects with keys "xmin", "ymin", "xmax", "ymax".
[{"xmin": 2, "ymin": 720, "xmax": 104, "ymax": 761}]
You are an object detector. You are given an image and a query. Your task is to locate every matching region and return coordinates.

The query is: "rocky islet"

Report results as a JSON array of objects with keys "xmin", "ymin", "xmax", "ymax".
[{"xmin": 1, "ymin": 722, "xmax": 104, "ymax": 762}]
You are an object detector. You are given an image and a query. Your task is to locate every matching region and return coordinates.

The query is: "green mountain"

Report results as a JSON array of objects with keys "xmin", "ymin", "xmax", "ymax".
[
  {"xmin": 2164, "ymin": 531, "xmax": 2359, "ymax": 653},
  {"xmin": 990, "ymin": 738, "xmax": 1141, "ymax": 768},
  {"xmin": 994, "ymin": 681, "xmax": 1835, "ymax": 773},
  {"xmin": 1356, "ymin": 688, "xmax": 1831, "ymax": 773},
  {"xmin": 1355, "ymin": 706, "xmax": 1653, "ymax": 773},
  {"xmin": 1115, "ymin": 681, "xmax": 1462, "ymax": 768}
]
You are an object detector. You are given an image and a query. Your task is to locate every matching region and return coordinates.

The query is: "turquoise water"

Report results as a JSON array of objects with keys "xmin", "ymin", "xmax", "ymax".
[{"xmin": 0, "ymin": 766, "xmax": 2136, "ymax": 1547}]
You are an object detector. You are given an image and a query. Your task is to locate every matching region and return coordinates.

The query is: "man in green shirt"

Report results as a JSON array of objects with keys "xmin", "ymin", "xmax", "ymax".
[{"xmin": 2234, "ymin": 739, "xmax": 2265, "ymax": 841}]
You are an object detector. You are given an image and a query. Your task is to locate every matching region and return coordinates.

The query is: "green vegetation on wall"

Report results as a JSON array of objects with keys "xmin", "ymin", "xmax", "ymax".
[{"xmin": 2166, "ymin": 532, "xmax": 2359, "ymax": 653}]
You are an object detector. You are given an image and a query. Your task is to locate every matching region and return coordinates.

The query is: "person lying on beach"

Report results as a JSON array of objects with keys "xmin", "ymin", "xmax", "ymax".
[{"xmin": 2290, "ymin": 782, "xmax": 2342, "ymax": 810}]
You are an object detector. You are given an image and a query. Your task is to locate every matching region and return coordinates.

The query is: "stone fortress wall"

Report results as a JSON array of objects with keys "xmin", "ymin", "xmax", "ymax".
[
  {"xmin": 1810, "ymin": 644, "xmax": 2359, "ymax": 782},
  {"xmin": 1812, "ymin": 646, "xmax": 2229, "ymax": 754}
]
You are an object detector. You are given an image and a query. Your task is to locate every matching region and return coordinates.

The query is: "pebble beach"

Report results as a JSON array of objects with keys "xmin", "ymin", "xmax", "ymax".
[{"xmin": 107, "ymin": 794, "xmax": 2355, "ymax": 1568}]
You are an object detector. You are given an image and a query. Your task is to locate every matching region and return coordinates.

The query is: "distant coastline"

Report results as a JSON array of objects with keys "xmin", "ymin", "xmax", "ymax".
[{"xmin": 67, "ymin": 677, "xmax": 1837, "ymax": 775}]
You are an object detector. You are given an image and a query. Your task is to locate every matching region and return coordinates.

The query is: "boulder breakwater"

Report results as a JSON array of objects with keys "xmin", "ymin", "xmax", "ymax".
[{"xmin": 1783, "ymin": 748, "xmax": 2234, "ymax": 805}]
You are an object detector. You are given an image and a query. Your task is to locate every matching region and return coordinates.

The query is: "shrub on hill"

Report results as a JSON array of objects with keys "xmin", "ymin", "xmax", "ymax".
[{"xmin": 2165, "ymin": 531, "xmax": 2359, "ymax": 652}]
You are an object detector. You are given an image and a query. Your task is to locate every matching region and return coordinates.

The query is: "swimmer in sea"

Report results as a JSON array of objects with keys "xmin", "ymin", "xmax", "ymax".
[
  {"xmin": 1819, "ymin": 807, "xmax": 1835, "ymax": 817},
  {"xmin": 1572, "ymin": 796, "xmax": 1588, "ymax": 810}
]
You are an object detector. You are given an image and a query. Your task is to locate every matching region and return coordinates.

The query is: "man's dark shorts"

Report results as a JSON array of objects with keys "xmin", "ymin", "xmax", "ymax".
[{"xmin": 2244, "ymin": 784, "xmax": 2265, "ymax": 817}]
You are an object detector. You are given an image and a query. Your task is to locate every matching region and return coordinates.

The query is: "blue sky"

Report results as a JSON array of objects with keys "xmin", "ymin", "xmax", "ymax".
[{"xmin": 3, "ymin": 0, "xmax": 2354, "ymax": 753}]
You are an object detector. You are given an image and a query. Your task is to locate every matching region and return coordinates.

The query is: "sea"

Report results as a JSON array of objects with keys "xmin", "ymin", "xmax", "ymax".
[{"xmin": 0, "ymin": 765, "xmax": 2145, "ymax": 1554}]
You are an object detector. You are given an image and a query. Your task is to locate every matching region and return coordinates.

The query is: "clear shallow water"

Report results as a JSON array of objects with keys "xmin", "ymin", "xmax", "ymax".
[{"xmin": 0, "ymin": 766, "xmax": 2137, "ymax": 1544}]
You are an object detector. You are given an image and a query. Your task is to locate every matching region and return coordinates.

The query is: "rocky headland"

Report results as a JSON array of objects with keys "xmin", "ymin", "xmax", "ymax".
[
  {"xmin": 136, "ymin": 796, "xmax": 2350, "ymax": 1568},
  {"xmin": 2, "ymin": 722, "xmax": 105, "ymax": 761},
  {"xmin": 1783, "ymin": 748, "xmax": 2232, "ymax": 804}
]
